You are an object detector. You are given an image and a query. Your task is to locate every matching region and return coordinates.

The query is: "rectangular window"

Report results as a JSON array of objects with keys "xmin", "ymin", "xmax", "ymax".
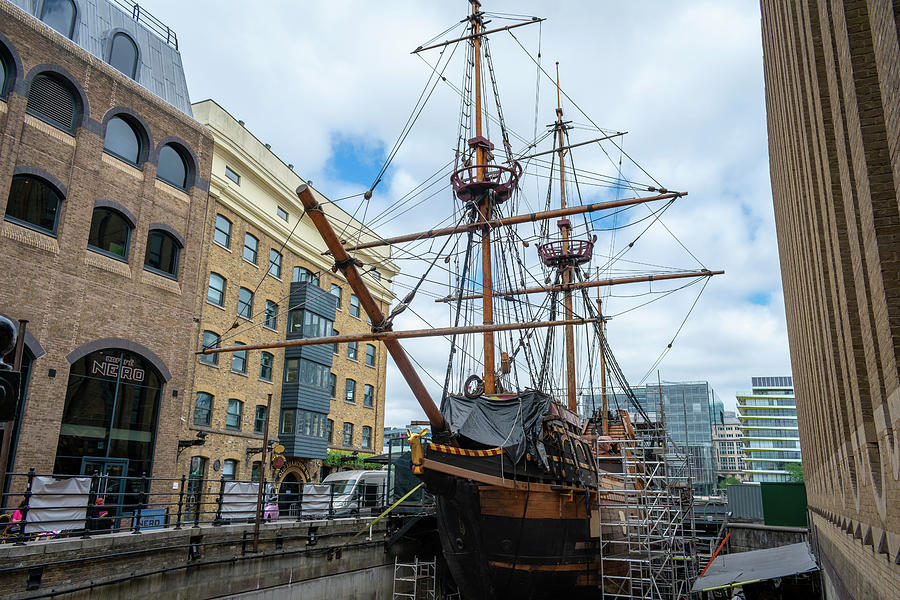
[
  {"xmin": 225, "ymin": 166, "xmax": 240, "ymax": 185},
  {"xmin": 293, "ymin": 267, "xmax": 320, "ymax": 285},
  {"xmin": 207, "ymin": 272, "xmax": 226, "ymax": 306},
  {"xmin": 259, "ymin": 351, "xmax": 273, "ymax": 381},
  {"xmin": 361, "ymin": 426, "xmax": 372, "ymax": 449},
  {"xmin": 238, "ymin": 287, "xmax": 254, "ymax": 319},
  {"xmin": 349, "ymin": 294, "xmax": 360, "ymax": 318},
  {"xmin": 342, "ymin": 422, "xmax": 353, "ymax": 447},
  {"xmin": 329, "ymin": 372, "xmax": 337, "ymax": 398},
  {"xmin": 326, "ymin": 419, "xmax": 333, "ymax": 443},
  {"xmin": 298, "ymin": 410, "xmax": 327, "ymax": 438},
  {"xmin": 280, "ymin": 409, "xmax": 296, "ymax": 435},
  {"xmin": 330, "ymin": 284, "xmax": 342, "ymax": 308},
  {"xmin": 269, "ymin": 249, "xmax": 282, "ymax": 278},
  {"xmin": 226, "ymin": 399, "xmax": 243, "ymax": 430},
  {"xmin": 284, "ymin": 357, "xmax": 329, "ymax": 388},
  {"xmin": 231, "ymin": 343, "xmax": 247, "ymax": 374},
  {"xmin": 332, "ymin": 329, "xmax": 339, "ymax": 355},
  {"xmin": 264, "ymin": 300, "xmax": 278, "ymax": 330},
  {"xmin": 254, "ymin": 405, "xmax": 266, "ymax": 434},
  {"xmin": 251, "ymin": 461, "xmax": 261, "ymax": 482},
  {"xmin": 345, "ymin": 379, "xmax": 356, "ymax": 403},
  {"xmin": 214, "ymin": 214, "xmax": 231, "ymax": 248},
  {"xmin": 222, "ymin": 459, "xmax": 237, "ymax": 480},
  {"xmin": 347, "ymin": 341, "xmax": 358, "ymax": 360},
  {"xmin": 194, "ymin": 392, "xmax": 212, "ymax": 426},
  {"xmin": 365, "ymin": 344, "xmax": 376, "ymax": 367},
  {"xmin": 277, "ymin": 206, "xmax": 288, "ymax": 222},
  {"xmin": 288, "ymin": 310, "xmax": 334, "ymax": 338},
  {"xmin": 284, "ymin": 357, "xmax": 299, "ymax": 383},
  {"xmin": 243, "ymin": 233, "xmax": 258, "ymax": 264},
  {"xmin": 363, "ymin": 384, "xmax": 374, "ymax": 408}
]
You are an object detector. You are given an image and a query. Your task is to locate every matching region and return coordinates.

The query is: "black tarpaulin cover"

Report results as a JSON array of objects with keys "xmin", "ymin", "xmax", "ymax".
[{"xmin": 440, "ymin": 390, "xmax": 551, "ymax": 464}]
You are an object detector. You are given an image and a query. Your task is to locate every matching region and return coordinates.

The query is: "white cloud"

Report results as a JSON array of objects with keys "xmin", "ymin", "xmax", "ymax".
[{"xmin": 151, "ymin": 0, "xmax": 791, "ymax": 423}]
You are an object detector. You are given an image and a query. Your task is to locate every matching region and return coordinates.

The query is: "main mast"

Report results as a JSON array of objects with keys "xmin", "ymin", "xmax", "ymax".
[
  {"xmin": 555, "ymin": 64, "xmax": 578, "ymax": 412},
  {"xmin": 471, "ymin": 0, "xmax": 497, "ymax": 395}
]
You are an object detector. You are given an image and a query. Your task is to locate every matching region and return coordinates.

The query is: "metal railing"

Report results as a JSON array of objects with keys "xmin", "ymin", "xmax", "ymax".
[
  {"xmin": 108, "ymin": 0, "xmax": 179, "ymax": 49},
  {"xmin": 0, "ymin": 469, "xmax": 432, "ymax": 544}
]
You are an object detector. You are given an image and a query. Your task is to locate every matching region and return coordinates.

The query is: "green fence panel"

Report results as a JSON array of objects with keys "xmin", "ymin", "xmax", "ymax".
[{"xmin": 760, "ymin": 482, "xmax": 807, "ymax": 527}]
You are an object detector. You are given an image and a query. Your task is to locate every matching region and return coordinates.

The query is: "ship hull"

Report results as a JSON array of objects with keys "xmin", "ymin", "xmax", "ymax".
[{"xmin": 421, "ymin": 449, "xmax": 623, "ymax": 600}]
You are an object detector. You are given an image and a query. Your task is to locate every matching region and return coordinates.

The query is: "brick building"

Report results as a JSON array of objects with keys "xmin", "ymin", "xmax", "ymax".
[
  {"xmin": 760, "ymin": 0, "xmax": 900, "ymax": 597},
  {"xmin": 0, "ymin": 0, "xmax": 212, "ymax": 506},
  {"xmin": 179, "ymin": 100, "xmax": 396, "ymax": 511}
]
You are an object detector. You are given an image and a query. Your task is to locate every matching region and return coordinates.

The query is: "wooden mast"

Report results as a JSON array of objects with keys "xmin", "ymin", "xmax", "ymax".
[
  {"xmin": 435, "ymin": 269, "xmax": 724, "ymax": 302},
  {"xmin": 293, "ymin": 184, "xmax": 445, "ymax": 431},
  {"xmin": 471, "ymin": 0, "xmax": 497, "ymax": 395},
  {"xmin": 555, "ymin": 63, "xmax": 578, "ymax": 413},
  {"xmin": 343, "ymin": 191, "xmax": 683, "ymax": 252},
  {"xmin": 599, "ymin": 298, "xmax": 608, "ymax": 435}
]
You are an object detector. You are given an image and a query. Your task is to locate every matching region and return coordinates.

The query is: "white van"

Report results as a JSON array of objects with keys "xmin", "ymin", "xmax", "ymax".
[{"xmin": 322, "ymin": 470, "xmax": 387, "ymax": 515}]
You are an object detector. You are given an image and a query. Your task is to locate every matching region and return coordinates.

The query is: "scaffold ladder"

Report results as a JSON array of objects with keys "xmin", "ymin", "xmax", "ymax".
[{"xmin": 392, "ymin": 556, "xmax": 436, "ymax": 600}]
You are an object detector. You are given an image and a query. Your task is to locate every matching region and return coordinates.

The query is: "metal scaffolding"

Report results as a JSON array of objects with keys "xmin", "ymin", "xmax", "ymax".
[
  {"xmin": 392, "ymin": 556, "xmax": 437, "ymax": 600},
  {"xmin": 596, "ymin": 419, "xmax": 700, "ymax": 599}
]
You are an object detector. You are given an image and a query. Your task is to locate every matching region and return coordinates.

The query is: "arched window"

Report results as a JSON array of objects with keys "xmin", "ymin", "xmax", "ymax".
[
  {"xmin": 157, "ymin": 144, "xmax": 189, "ymax": 190},
  {"xmin": 108, "ymin": 32, "xmax": 138, "ymax": 79},
  {"xmin": 194, "ymin": 392, "xmax": 212, "ymax": 426},
  {"xmin": 54, "ymin": 348, "xmax": 163, "ymax": 480},
  {"xmin": 144, "ymin": 229, "xmax": 181, "ymax": 278},
  {"xmin": 26, "ymin": 73, "xmax": 79, "ymax": 133},
  {"xmin": 103, "ymin": 116, "xmax": 142, "ymax": 165},
  {"xmin": 40, "ymin": 0, "xmax": 77, "ymax": 40},
  {"xmin": 4, "ymin": 174, "xmax": 63, "ymax": 235},
  {"xmin": 88, "ymin": 207, "xmax": 131, "ymax": 259},
  {"xmin": 199, "ymin": 330, "xmax": 219, "ymax": 366},
  {"xmin": 0, "ymin": 48, "xmax": 13, "ymax": 100}
]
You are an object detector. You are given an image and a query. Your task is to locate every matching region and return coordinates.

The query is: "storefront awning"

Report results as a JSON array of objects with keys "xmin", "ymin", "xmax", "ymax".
[{"xmin": 692, "ymin": 542, "xmax": 818, "ymax": 593}]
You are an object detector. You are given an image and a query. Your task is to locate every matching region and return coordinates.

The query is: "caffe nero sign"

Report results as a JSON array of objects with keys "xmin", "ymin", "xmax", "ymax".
[{"xmin": 91, "ymin": 355, "xmax": 145, "ymax": 382}]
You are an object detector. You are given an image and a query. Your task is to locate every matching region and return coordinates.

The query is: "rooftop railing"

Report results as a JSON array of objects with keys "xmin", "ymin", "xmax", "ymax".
[{"xmin": 109, "ymin": 0, "xmax": 179, "ymax": 49}]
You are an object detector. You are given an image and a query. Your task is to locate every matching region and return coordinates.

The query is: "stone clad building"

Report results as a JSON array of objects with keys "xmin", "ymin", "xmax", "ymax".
[
  {"xmin": 0, "ymin": 0, "xmax": 212, "ymax": 504},
  {"xmin": 760, "ymin": 0, "xmax": 899, "ymax": 597},
  {"xmin": 712, "ymin": 410, "xmax": 747, "ymax": 483},
  {"xmin": 181, "ymin": 100, "xmax": 396, "ymax": 510}
]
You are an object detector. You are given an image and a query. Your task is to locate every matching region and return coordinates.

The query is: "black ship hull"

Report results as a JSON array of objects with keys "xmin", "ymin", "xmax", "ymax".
[{"xmin": 418, "ymin": 430, "xmax": 626, "ymax": 600}]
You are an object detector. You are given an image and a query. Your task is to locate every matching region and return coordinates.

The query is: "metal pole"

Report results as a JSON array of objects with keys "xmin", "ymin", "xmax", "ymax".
[
  {"xmin": 252, "ymin": 393, "xmax": 272, "ymax": 552},
  {"xmin": 0, "ymin": 320, "xmax": 27, "ymax": 505},
  {"xmin": 175, "ymin": 474, "xmax": 186, "ymax": 530}
]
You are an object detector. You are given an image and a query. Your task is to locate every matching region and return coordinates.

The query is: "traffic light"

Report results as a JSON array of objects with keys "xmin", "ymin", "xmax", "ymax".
[{"xmin": 0, "ymin": 370, "xmax": 21, "ymax": 421}]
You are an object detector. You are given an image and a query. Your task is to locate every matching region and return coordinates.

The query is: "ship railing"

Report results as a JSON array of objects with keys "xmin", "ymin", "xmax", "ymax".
[{"xmin": 0, "ymin": 470, "xmax": 426, "ymax": 544}]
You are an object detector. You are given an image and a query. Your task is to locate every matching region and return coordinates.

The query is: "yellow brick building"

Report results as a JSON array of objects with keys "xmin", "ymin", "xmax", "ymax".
[{"xmin": 177, "ymin": 100, "xmax": 396, "ymax": 509}]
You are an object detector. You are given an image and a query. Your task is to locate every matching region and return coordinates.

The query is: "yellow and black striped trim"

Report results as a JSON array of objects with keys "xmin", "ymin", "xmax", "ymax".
[{"xmin": 427, "ymin": 443, "xmax": 504, "ymax": 457}]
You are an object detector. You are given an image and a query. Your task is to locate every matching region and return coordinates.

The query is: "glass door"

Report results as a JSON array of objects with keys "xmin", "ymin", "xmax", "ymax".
[{"xmin": 81, "ymin": 457, "xmax": 128, "ymax": 529}]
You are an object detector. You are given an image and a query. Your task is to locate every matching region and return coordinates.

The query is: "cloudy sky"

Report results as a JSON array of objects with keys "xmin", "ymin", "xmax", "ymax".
[{"xmin": 150, "ymin": 1, "xmax": 792, "ymax": 425}]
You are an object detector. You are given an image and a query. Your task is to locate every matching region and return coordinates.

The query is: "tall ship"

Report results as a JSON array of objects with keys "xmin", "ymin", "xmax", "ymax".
[{"xmin": 210, "ymin": 2, "xmax": 722, "ymax": 598}]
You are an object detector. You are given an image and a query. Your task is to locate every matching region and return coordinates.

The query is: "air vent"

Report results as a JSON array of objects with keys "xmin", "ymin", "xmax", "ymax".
[{"xmin": 27, "ymin": 74, "xmax": 76, "ymax": 133}]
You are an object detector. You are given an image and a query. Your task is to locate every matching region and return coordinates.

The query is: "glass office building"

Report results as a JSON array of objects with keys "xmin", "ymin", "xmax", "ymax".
[{"xmin": 583, "ymin": 380, "xmax": 719, "ymax": 495}]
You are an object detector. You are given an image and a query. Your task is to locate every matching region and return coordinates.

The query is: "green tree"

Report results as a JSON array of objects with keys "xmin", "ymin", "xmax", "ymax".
[
  {"xmin": 717, "ymin": 476, "xmax": 740, "ymax": 490},
  {"xmin": 785, "ymin": 462, "xmax": 804, "ymax": 482}
]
